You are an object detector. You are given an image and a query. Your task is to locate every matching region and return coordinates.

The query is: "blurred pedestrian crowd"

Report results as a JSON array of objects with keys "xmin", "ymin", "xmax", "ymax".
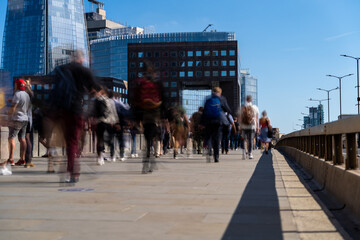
[{"xmin": 0, "ymin": 54, "xmax": 273, "ymax": 183}]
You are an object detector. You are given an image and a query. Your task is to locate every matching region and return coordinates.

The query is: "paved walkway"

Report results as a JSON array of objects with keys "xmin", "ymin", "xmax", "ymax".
[{"xmin": 0, "ymin": 149, "xmax": 350, "ymax": 240}]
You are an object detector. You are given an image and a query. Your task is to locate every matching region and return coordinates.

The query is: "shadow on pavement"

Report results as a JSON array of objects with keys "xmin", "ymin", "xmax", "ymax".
[{"xmin": 222, "ymin": 151, "xmax": 283, "ymax": 240}]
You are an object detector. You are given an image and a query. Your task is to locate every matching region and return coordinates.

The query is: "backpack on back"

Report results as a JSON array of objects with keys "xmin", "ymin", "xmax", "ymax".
[
  {"xmin": 134, "ymin": 78, "xmax": 162, "ymax": 110},
  {"xmin": 241, "ymin": 105, "xmax": 255, "ymax": 125},
  {"xmin": 204, "ymin": 96, "xmax": 221, "ymax": 119},
  {"xmin": 50, "ymin": 66, "xmax": 77, "ymax": 112}
]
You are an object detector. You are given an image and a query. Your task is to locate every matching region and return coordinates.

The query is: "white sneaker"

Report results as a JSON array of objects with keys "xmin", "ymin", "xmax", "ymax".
[
  {"xmin": 131, "ymin": 154, "xmax": 135, "ymax": 158},
  {"xmin": 135, "ymin": 154, "xmax": 138, "ymax": 157},
  {"xmin": 120, "ymin": 157, "xmax": 126, "ymax": 162},
  {"xmin": 249, "ymin": 153, "xmax": 254, "ymax": 159},
  {"xmin": 111, "ymin": 156, "xmax": 116, "ymax": 162},
  {"xmin": 97, "ymin": 154, "xmax": 105, "ymax": 165}
]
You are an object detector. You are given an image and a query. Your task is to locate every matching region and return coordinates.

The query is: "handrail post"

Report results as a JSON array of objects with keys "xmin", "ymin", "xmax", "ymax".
[
  {"xmin": 319, "ymin": 135, "xmax": 325, "ymax": 159},
  {"xmin": 325, "ymin": 135, "xmax": 332, "ymax": 161},
  {"xmin": 346, "ymin": 133, "xmax": 358, "ymax": 169},
  {"xmin": 333, "ymin": 134, "xmax": 344, "ymax": 165}
]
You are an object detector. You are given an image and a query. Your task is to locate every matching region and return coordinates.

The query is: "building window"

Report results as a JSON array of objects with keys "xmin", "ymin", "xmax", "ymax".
[
  {"xmin": 37, "ymin": 85, "xmax": 42, "ymax": 90},
  {"xmin": 221, "ymin": 60, "xmax": 227, "ymax": 66},
  {"xmin": 179, "ymin": 51, "xmax": 185, "ymax": 57},
  {"xmin": 163, "ymin": 62, "xmax": 169, "ymax": 67},
  {"xmin": 171, "ymin": 92, "xmax": 177, "ymax": 97},
  {"xmin": 130, "ymin": 52, "xmax": 136, "ymax": 58},
  {"xmin": 171, "ymin": 82, "xmax": 177, "ymax": 87},
  {"xmin": 130, "ymin": 62, "xmax": 136, "ymax": 68},
  {"xmin": 171, "ymin": 61, "xmax": 177, "ymax": 67},
  {"xmin": 229, "ymin": 60, "xmax": 235, "ymax": 66},
  {"xmin": 163, "ymin": 51, "xmax": 169, "ymax": 57},
  {"xmin": 170, "ymin": 51, "xmax": 177, "ymax": 57},
  {"xmin": 204, "ymin": 61, "xmax": 210, "ymax": 67},
  {"xmin": 154, "ymin": 61, "xmax": 160, "ymax": 67},
  {"xmin": 212, "ymin": 50, "xmax": 218, "ymax": 56},
  {"xmin": 162, "ymin": 72, "xmax": 169, "ymax": 77},
  {"xmin": 164, "ymin": 82, "xmax": 169, "ymax": 87},
  {"xmin": 196, "ymin": 51, "xmax": 202, "ymax": 57},
  {"xmin": 179, "ymin": 71, "xmax": 185, "ymax": 77},
  {"xmin": 213, "ymin": 60, "xmax": 219, "ymax": 66},
  {"xmin": 145, "ymin": 52, "xmax": 152, "ymax": 58},
  {"xmin": 180, "ymin": 61, "xmax": 185, "ymax": 67},
  {"xmin": 171, "ymin": 72, "xmax": 177, "ymax": 77},
  {"xmin": 44, "ymin": 94, "xmax": 49, "ymax": 100},
  {"xmin": 130, "ymin": 72, "xmax": 136, "ymax": 78},
  {"xmin": 213, "ymin": 71, "xmax": 219, "ymax": 77},
  {"xmin": 221, "ymin": 71, "xmax": 227, "ymax": 76},
  {"xmin": 187, "ymin": 51, "xmax": 193, "ymax": 57},
  {"xmin": 196, "ymin": 71, "xmax": 202, "ymax": 77},
  {"xmin": 221, "ymin": 50, "xmax": 227, "ymax": 56},
  {"xmin": 196, "ymin": 61, "xmax": 202, "ymax": 67},
  {"xmin": 188, "ymin": 71, "xmax": 193, "ymax": 77},
  {"xmin": 138, "ymin": 52, "xmax": 144, "ymax": 58},
  {"xmin": 154, "ymin": 51, "xmax": 160, "ymax": 57},
  {"xmin": 44, "ymin": 84, "xmax": 50, "ymax": 90},
  {"xmin": 204, "ymin": 71, "xmax": 210, "ymax": 77},
  {"xmin": 139, "ymin": 62, "xmax": 144, "ymax": 68},
  {"xmin": 188, "ymin": 61, "xmax": 193, "ymax": 67},
  {"xmin": 229, "ymin": 50, "xmax": 235, "ymax": 56},
  {"xmin": 204, "ymin": 50, "xmax": 210, "ymax": 56},
  {"xmin": 165, "ymin": 92, "xmax": 169, "ymax": 97},
  {"xmin": 229, "ymin": 71, "xmax": 236, "ymax": 76}
]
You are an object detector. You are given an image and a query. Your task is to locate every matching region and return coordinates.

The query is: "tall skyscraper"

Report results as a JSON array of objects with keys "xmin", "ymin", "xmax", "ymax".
[
  {"xmin": 240, "ymin": 69, "xmax": 258, "ymax": 106},
  {"xmin": 1, "ymin": 0, "xmax": 89, "ymax": 79}
]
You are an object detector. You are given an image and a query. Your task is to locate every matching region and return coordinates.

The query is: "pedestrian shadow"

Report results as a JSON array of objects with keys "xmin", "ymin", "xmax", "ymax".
[{"xmin": 222, "ymin": 152, "xmax": 283, "ymax": 240}]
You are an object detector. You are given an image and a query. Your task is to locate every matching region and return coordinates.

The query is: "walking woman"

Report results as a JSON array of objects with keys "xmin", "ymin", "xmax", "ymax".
[{"xmin": 259, "ymin": 111, "xmax": 272, "ymax": 154}]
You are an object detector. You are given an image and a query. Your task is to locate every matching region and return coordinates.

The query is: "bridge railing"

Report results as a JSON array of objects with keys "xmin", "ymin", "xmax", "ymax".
[{"xmin": 276, "ymin": 115, "xmax": 360, "ymax": 170}]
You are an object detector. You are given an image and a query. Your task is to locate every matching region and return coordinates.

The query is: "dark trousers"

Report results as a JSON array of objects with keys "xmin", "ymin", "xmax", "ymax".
[
  {"xmin": 64, "ymin": 113, "xmax": 83, "ymax": 178},
  {"xmin": 116, "ymin": 129, "xmax": 125, "ymax": 158},
  {"xmin": 143, "ymin": 123, "xmax": 159, "ymax": 158},
  {"xmin": 96, "ymin": 122, "xmax": 115, "ymax": 157},
  {"xmin": 205, "ymin": 123, "xmax": 221, "ymax": 162},
  {"xmin": 221, "ymin": 126, "xmax": 230, "ymax": 153}
]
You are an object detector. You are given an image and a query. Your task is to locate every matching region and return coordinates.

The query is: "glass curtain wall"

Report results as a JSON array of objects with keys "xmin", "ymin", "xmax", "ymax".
[{"xmin": 182, "ymin": 89, "xmax": 211, "ymax": 117}]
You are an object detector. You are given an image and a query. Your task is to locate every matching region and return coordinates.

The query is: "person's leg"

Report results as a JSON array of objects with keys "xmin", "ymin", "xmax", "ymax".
[
  {"xmin": 212, "ymin": 124, "xmax": 221, "ymax": 162},
  {"xmin": 64, "ymin": 114, "xmax": 83, "ymax": 179},
  {"xmin": 8, "ymin": 138, "xmax": 15, "ymax": 162}
]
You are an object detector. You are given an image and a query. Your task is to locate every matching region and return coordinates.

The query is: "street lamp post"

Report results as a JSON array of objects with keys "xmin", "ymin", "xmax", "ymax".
[
  {"xmin": 317, "ymin": 87, "xmax": 339, "ymax": 122},
  {"xmin": 326, "ymin": 74, "xmax": 353, "ymax": 119},
  {"xmin": 341, "ymin": 55, "xmax": 360, "ymax": 114}
]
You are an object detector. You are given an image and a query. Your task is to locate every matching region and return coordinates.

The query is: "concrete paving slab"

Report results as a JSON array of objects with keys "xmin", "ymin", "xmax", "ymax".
[{"xmin": 0, "ymin": 149, "xmax": 349, "ymax": 239}]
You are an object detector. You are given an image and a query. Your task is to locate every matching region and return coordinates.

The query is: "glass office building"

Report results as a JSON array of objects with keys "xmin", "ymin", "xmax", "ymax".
[
  {"xmin": 182, "ymin": 89, "xmax": 211, "ymax": 117},
  {"xmin": 240, "ymin": 70, "xmax": 258, "ymax": 106},
  {"xmin": 1, "ymin": 0, "xmax": 89, "ymax": 79},
  {"xmin": 90, "ymin": 32, "xmax": 235, "ymax": 80}
]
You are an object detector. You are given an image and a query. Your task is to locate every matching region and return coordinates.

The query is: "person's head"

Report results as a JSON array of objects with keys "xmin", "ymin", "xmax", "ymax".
[
  {"xmin": 198, "ymin": 106, "xmax": 204, "ymax": 113},
  {"xmin": 72, "ymin": 50, "xmax": 85, "ymax": 64},
  {"xmin": 246, "ymin": 95, "xmax": 252, "ymax": 103},
  {"xmin": 15, "ymin": 78, "xmax": 25, "ymax": 91},
  {"xmin": 212, "ymin": 87, "xmax": 222, "ymax": 96},
  {"xmin": 262, "ymin": 111, "xmax": 267, "ymax": 118}
]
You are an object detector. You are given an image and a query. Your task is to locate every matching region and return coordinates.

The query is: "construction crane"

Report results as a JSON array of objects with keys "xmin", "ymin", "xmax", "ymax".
[{"xmin": 203, "ymin": 24, "xmax": 213, "ymax": 32}]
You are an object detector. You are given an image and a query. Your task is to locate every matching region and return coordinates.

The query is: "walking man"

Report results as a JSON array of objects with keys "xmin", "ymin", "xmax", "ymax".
[{"xmin": 239, "ymin": 95, "xmax": 259, "ymax": 159}]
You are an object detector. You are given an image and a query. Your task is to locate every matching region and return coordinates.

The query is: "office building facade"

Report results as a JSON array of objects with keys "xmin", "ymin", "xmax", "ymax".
[
  {"xmin": 90, "ymin": 32, "xmax": 235, "ymax": 81},
  {"xmin": 2, "ymin": 0, "xmax": 89, "ymax": 78},
  {"xmin": 240, "ymin": 69, "xmax": 258, "ymax": 106},
  {"xmin": 127, "ymin": 41, "xmax": 240, "ymax": 114}
]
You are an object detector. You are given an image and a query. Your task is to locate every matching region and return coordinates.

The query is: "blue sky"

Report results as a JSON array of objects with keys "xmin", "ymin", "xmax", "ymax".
[{"xmin": 1, "ymin": 0, "xmax": 360, "ymax": 133}]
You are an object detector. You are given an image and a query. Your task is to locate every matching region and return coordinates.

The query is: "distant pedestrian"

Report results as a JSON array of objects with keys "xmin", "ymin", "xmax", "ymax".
[
  {"xmin": 238, "ymin": 95, "xmax": 259, "ymax": 159},
  {"xmin": 191, "ymin": 107, "xmax": 204, "ymax": 154},
  {"xmin": 6, "ymin": 78, "xmax": 31, "ymax": 167},
  {"xmin": 132, "ymin": 60, "xmax": 166, "ymax": 173},
  {"xmin": 259, "ymin": 111, "xmax": 272, "ymax": 154},
  {"xmin": 202, "ymin": 87, "xmax": 230, "ymax": 163}
]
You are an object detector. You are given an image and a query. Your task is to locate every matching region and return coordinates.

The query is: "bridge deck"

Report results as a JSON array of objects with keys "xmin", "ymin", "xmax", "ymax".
[{"xmin": 0, "ymin": 150, "xmax": 349, "ymax": 239}]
